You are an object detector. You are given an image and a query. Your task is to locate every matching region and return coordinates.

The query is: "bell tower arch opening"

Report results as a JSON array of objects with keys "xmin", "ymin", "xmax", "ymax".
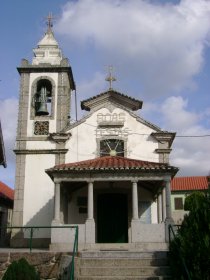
[{"xmin": 34, "ymin": 79, "xmax": 52, "ymax": 116}]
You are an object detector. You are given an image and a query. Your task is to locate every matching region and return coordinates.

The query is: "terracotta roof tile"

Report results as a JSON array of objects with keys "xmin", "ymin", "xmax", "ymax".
[
  {"xmin": 47, "ymin": 156, "xmax": 178, "ymax": 173},
  {"xmin": 0, "ymin": 181, "xmax": 14, "ymax": 200},
  {"xmin": 171, "ymin": 176, "xmax": 209, "ymax": 191}
]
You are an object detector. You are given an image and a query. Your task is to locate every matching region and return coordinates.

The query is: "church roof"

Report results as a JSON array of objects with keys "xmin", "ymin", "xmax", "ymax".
[
  {"xmin": 171, "ymin": 176, "xmax": 209, "ymax": 191},
  {"xmin": 0, "ymin": 181, "xmax": 14, "ymax": 201},
  {"xmin": 81, "ymin": 90, "xmax": 143, "ymax": 111},
  {"xmin": 46, "ymin": 156, "xmax": 178, "ymax": 174}
]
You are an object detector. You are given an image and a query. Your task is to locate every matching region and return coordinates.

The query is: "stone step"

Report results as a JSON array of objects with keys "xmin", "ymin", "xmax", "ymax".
[
  {"xmin": 83, "ymin": 242, "xmax": 168, "ymax": 252},
  {"xmin": 79, "ymin": 257, "xmax": 168, "ymax": 267},
  {"xmin": 78, "ymin": 250, "xmax": 168, "ymax": 259},
  {"xmin": 79, "ymin": 266, "xmax": 170, "ymax": 277}
]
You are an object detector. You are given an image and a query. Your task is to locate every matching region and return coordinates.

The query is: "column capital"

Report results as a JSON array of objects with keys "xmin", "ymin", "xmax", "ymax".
[
  {"xmin": 54, "ymin": 178, "xmax": 62, "ymax": 184},
  {"xmin": 87, "ymin": 180, "xmax": 94, "ymax": 184},
  {"xmin": 163, "ymin": 176, "xmax": 171, "ymax": 183},
  {"xmin": 131, "ymin": 179, "xmax": 138, "ymax": 184}
]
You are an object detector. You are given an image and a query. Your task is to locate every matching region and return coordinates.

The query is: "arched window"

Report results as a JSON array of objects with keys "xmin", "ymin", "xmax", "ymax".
[
  {"xmin": 99, "ymin": 139, "xmax": 124, "ymax": 157},
  {"xmin": 33, "ymin": 79, "xmax": 52, "ymax": 116}
]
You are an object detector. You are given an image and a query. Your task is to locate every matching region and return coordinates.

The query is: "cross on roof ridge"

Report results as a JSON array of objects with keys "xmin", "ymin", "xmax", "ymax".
[{"xmin": 105, "ymin": 65, "xmax": 116, "ymax": 90}]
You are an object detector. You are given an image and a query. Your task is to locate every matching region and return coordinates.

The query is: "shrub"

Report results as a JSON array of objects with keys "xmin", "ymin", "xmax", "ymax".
[
  {"xmin": 3, "ymin": 258, "xmax": 40, "ymax": 280},
  {"xmin": 169, "ymin": 191, "xmax": 210, "ymax": 280}
]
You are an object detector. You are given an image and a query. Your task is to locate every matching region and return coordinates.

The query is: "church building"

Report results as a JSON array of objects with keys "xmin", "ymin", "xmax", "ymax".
[{"xmin": 12, "ymin": 19, "xmax": 178, "ymax": 250}]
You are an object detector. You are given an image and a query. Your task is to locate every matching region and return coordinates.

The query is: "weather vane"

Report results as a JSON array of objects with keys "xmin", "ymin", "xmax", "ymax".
[{"xmin": 105, "ymin": 66, "xmax": 116, "ymax": 90}]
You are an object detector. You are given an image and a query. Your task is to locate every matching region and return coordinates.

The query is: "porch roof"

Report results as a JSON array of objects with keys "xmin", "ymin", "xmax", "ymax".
[{"xmin": 46, "ymin": 156, "xmax": 178, "ymax": 174}]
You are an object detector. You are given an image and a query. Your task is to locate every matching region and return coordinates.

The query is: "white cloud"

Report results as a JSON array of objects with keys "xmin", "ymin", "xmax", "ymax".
[
  {"xmin": 56, "ymin": 0, "xmax": 210, "ymax": 97},
  {"xmin": 0, "ymin": 98, "xmax": 18, "ymax": 173},
  {"xmin": 160, "ymin": 96, "xmax": 198, "ymax": 131},
  {"xmin": 159, "ymin": 96, "xmax": 210, "ymax": 176}
]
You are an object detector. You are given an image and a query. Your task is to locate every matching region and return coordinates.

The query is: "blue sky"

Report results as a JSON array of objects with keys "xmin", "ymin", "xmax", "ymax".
[{"xmin": 1, "ymin": 0, "xmax": 210, "ymax": 188}]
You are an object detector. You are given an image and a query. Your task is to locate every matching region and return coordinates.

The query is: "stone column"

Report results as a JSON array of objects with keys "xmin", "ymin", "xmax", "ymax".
[
  {"xmin": 85, "ymin": 181, "xmax": 95, "ymax": 243},
  {"xmin": 164, "ymin": 177, "xmax": 173, "ymax": 242},
  {"xmin": 162, "ymin": 187, "xmax": 166, "ymax": 222},
  {"xmin": 132, "ymin": 181, "xmax": 139, "ymax": 220},
  {"xmin": 87, "ymin": 181, "xmax": 94, "ymax": 220},
  {"xmin": 54, "ymin": 182, "xmax": 61, "ymax": 222},
  {"xmin": 157, "ymin": 192, "xmax": 163, "ymax": 223},
  {"xmin": 165, "ymin": 178, "xmax": 172, "ymax": 219}
]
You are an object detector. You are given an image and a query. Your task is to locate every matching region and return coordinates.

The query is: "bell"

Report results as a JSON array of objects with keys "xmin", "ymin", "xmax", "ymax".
[
  {"xmin": 36, "ymin": 101, "xmax": 49, "ymax": 115},
  {"xmin": 35, "ymin": 86, "xmax": 49, "ymax": 116}
]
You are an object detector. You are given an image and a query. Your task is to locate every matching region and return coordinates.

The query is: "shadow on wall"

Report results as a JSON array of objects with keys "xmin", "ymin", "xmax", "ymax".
[{"xmin": 10, "ymin": 198, "xmax": 54, "ymax": 248}]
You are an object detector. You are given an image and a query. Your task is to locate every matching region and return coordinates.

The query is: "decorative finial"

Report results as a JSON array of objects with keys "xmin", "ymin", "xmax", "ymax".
[
  {"xmin": 46, "ymin": 12, "xmax": 54, "ymax": 33},
  {"xmin": 105, "ymin": 65, "xmax": 116, "ymax": 90}
]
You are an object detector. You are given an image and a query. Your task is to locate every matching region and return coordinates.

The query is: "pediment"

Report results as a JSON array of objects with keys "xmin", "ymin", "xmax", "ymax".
[{"xmin": 81, "ymin": 90, "xmax": 142, "ymax": 112}]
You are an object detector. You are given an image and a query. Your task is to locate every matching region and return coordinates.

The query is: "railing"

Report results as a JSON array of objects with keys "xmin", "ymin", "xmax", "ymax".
[
  {"xmin": 0, "ymin": 225, "xmax": 78, "ymax": 280},
  {"xmin": 168, "ymin": 224, "xmax": 191, "ymax": 280}
]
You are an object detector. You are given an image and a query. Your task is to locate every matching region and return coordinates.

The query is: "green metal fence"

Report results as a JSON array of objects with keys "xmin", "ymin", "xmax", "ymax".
[
  {"xmin": 0, "ymin": 225, "xmax": 78, "ymax": 280},
  {"xmin": 168, "ymin": 224, "xmax": 191, "ymax": 280}
]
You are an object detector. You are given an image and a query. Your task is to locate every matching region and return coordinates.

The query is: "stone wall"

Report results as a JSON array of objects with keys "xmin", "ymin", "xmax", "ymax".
[{"xmin": 0, "ymin": 252, "xmax": 72, "ymax": 280}]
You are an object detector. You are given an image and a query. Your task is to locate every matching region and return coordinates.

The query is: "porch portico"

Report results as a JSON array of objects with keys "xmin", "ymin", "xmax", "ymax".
[{"xmin": 46, "ymin": 156, "xmax": 178, "ymax": 251}]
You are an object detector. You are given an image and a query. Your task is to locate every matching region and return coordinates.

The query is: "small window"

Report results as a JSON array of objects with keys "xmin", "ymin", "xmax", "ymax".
[
  {"xmin": 174, "ymin": 197, "xmax": 184, "ymax": 210},
  {"xmin": 100, "ymin": 139, "xmax": 124, "ymax": 157}
]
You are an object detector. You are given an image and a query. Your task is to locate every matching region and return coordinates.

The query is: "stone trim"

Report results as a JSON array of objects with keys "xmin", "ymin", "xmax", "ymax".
[
  {"xmin": 16, "ymin": 73, "xmax": 30, "ymax": 139},
  {"xmin": 49, "ymin": 133, "xmax": 71, "ymax": 143},
  {"xmin": 17, "ymin": 65, "xmax": 75, "ymax": 90},
  {"xmin": 14, "ymin": 149, "xmax": 68, "ymax": 155},
  {"xmin": 12, "ymin": 154, "xmax": 26, "ymax": 227},
  {"xmin": 51, "ymin": 173, "xmax": 171, "ymax": 183},
  {"xmin": 81, "ymin": 89, "xmax": 143, "ymax": 112},
  {"xmin": 155, "ymin": 148, "xmax": 172, "ymax": 164},
  {"xmin": 30, "ymin": 76, "xmax": 56, "ymax": 120},
  {"xmin": 56, "ymin": 72, "xmax": 71, "ymax": 132}
]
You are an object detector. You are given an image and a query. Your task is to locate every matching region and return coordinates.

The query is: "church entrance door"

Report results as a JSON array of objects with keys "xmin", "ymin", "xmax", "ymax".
[{"xmin": 97, "ymin": 193, "xmax": 128, "ymax": 243}]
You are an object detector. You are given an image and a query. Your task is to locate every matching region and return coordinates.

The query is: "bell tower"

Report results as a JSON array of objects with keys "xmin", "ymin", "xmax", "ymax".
[{"xmin": 12, "ymin": 17, "xmax": 75, "ymax": 245}]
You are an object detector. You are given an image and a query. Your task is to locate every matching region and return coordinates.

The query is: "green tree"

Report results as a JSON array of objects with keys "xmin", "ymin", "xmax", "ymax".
[
  {"xmin": 169, "ymin": 190, "xmax": 210, "ymax": 280},
  {"xmin": 3, "ymin": 258, "xmax": 40, "ymax": 280}
]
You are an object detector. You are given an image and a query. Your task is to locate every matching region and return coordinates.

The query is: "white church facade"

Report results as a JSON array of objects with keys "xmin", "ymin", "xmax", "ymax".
[{"xmin": 12, "ymin": 21, "xmax": 178, "ymax": 250}]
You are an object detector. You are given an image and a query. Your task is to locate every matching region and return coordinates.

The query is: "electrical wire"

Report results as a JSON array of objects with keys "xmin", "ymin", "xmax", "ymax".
[{"xmin": 69, "ymin": 118, "xmax": 210, "ymax": 138}]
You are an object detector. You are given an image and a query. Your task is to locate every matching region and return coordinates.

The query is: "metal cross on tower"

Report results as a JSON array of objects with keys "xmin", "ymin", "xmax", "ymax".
[
  {"xmin": 46, "ymin": 12, "xmax": 54, "ymax": 33},
  {"xmin": 105, "ymin": 66, "xmax": 116, "ymax": 90}
]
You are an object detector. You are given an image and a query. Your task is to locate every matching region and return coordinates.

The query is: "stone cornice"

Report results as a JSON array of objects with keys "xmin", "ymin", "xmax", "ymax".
[
  {"xmin": 151, "ymin": 132, "xmax": 176, "ymax": 147},
  {"xmin": 155, "ymin": 148, "xmax": 172, "ymax": 154},
  {"xmin": 14, "ymin": 149, "xmax": 68, "ymax": 155},
  {"xmin": 48, "ymin": 133, "xmax": 71, "ymax": 143},
  {"xmin": 17, "ymin": 64, "xmax": 75, "ymax": 90},
  {"xmin": 81, "ymin": 90, "xmax": 143, "ymax": 112},
  {"xmin": 50, "ymin": 172, "xmax": 174, "ymax": 183}
]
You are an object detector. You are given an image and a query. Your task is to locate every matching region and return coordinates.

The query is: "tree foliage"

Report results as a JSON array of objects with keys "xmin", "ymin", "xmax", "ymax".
[
  {"xmin": 169, "ymin": 190, "xmax": 210, "ymax": 280},
  {"xmin": 3, "ymin": 258, "xmax": 40, "ymax": 280}
]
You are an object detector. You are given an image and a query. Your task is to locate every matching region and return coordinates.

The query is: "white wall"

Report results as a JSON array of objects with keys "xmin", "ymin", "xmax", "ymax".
[
  {"xmin": 65, "ymin": 107, "xmax": 159, "ymax": 163},
  {"xmin": 23, "ymin": 154, "xmax": 55, "ymax": 231}
]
